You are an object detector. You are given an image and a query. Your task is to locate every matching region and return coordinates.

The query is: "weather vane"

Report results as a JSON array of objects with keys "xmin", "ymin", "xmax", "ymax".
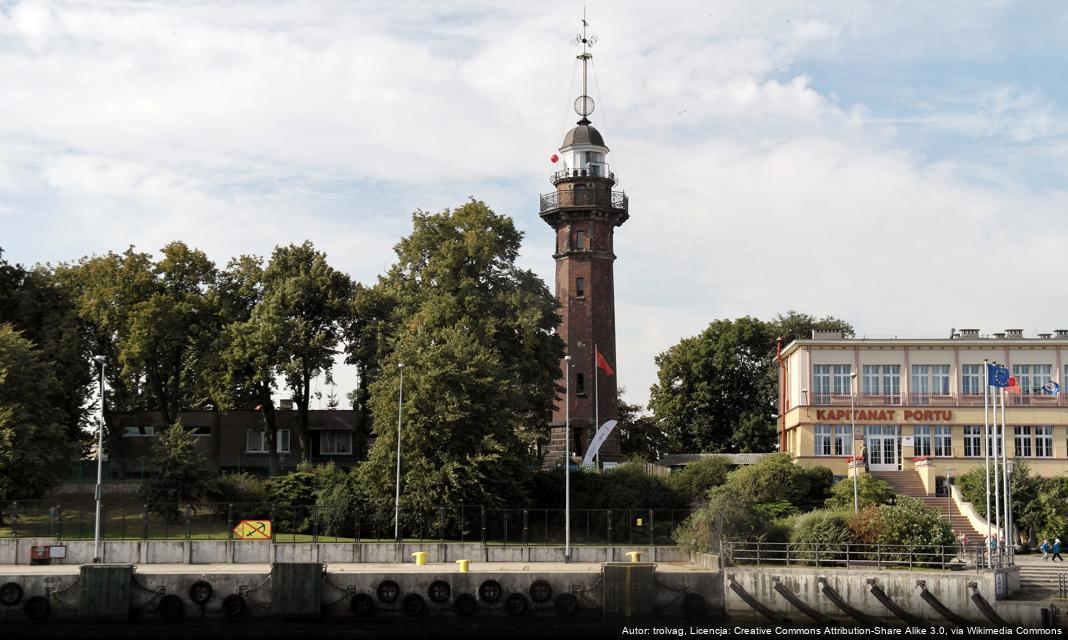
[{"xmin": 570, "ymin": 9, "xmax": 597, "ymax": 122}]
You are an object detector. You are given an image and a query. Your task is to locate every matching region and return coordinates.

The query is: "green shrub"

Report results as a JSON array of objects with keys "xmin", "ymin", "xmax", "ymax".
[
  {"xmin": 788, "ymin": 509, "xmax": 854, "ymax": 563},
  {"xmin": 722, "ymin": 454, "xmax": 832, "ymax": 512},
  {"xmin": 669, "ymin": 456, "xmax": 730, "ymax": 504},
  {"xmin": 825, "ymin": 474, "xmax": 895, "ymax": 510},
  {"xmin": 873, "ymin": 496, "xmax": 955, "ymax": 566},
  {"xmin": 672, "ymin": 485, "xmax": 773, "ymax": 552}
]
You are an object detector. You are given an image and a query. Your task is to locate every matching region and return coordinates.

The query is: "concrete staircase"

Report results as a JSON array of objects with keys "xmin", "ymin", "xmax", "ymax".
[
  {"xmin": 1015, "ymin": 555, "xmax": 1068, "ymax": 596},
  {"xmin": 869, "ymin": 470, "xmax": 985, "ymax": 545}
]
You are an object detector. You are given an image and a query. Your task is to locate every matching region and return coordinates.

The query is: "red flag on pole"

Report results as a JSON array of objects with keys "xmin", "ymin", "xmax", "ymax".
[{"xmin": 595, "ymin": 349, "xmax": 614, "ymax": 376}]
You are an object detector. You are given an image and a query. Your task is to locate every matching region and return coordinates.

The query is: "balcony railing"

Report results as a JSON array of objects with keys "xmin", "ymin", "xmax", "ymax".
[
  {"xmin": 539, "ymin": 189, "xmax": 628, "ymax": 213},
  {"xmin": 808, "ymin": 392, "xmax": 1068, "ymax": 407},
  {"xmin": 551, "ymin": 165, "xmax": 615, "ymax": 182}
]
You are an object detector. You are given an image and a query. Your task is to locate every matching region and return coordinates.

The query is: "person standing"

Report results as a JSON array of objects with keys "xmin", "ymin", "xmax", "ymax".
[
  {"xmin": 1040, "ymin": 539, "xmax": 1051, "ymax": 561},
  {"xmin": 1053, "ymin": 538, "xmax": 1064, "ymax": 562}
]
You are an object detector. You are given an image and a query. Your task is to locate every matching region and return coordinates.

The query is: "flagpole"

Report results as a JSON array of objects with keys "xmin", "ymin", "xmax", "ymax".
[
  {"xmin": 1000, "ymin": 385, "xmax": 1010, "ymax": 560},
  {"xmin": 564, "ymin": 354, "xmax": 571, "ymax": 563},
  {"xmin": 983, "ymin": 359, "xmax": 991, "ymax": 568},
  {"xmin": 992, "ymin": 373, "xmax": 1001, "ymax": 560},
  {"xmin": 594, "ymin": 343, "xmax": 599, "ymax": 470}
]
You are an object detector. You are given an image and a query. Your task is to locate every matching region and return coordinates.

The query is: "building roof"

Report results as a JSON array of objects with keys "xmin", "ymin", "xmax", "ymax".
[
  {"xmin": 780, "ymin": 334, "xmax": 1068, "ymax": 359},
  {"xmin": 112, "ymin": 409, "xmax": 360, "ymax": 431},
  {"xmin": 658, "ymin": 453, "xmax": 771, "ymax": 467},
  {"xmin": 562, "ymin": 123, "xmax": 607, "ymax": 149}
]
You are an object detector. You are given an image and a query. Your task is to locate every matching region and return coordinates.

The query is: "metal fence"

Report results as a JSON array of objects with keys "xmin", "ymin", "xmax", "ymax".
[
  {"xmin": 722, "ymin": 540, "xmax": 994, "ymax": 571},
  {"xmin": 0, "ymin": 501, "xmax": 688, "ymax": 545}
]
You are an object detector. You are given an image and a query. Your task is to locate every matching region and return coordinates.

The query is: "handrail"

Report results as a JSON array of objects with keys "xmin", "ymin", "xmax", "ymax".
[
  {"xmin": 539, "ymin": 189, "xmax": 628, "ymax": 213},
  {"xmin": 722, "ymin": 540, "xmax": 980, "ymax": 570},
  {"xmin": 807, "ymin": 392, "xmax": 1068, "ymax": 408}
]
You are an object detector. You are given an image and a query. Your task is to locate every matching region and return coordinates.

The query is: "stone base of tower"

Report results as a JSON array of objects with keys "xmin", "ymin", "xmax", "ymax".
[{"xmin": 543, "ymin": 420, "xmax": 622, "ymax": 468}]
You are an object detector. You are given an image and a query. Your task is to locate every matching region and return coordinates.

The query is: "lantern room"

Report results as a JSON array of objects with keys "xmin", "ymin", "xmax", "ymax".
[{"xmin": 553, "ymin": 120, "xmax": 613, "ymax": 182}]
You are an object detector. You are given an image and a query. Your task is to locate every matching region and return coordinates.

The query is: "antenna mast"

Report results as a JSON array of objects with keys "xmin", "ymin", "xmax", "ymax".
[{"xmin": 571, "ymin": 10, "xmax": 597, "ymax": 124}]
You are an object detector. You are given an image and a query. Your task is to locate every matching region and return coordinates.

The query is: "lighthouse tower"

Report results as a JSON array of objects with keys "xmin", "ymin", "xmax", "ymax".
[{"xmin": 540, "ymin": 22, "xmax": 628, "ymax": 466}]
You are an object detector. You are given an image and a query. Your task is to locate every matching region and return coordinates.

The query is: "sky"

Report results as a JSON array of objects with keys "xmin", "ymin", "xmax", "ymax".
[{"xmin": 2, "ymin": 0, "xmax": 1068, "ymax": 409}]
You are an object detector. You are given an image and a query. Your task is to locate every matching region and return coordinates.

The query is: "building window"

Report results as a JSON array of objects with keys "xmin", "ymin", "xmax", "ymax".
[
  {"xmin": 1035, "ymin": 426, "xmax": 1053, "ymax": 458},
  {"xmin": 1012, "ymin": 364, "xmax": 1053, "ymax": 395},
  {"xmin": 247, "ymin": 429, "xmax": 267, "ymax": 453},
  {"xmin": 320, "ymin": 432, "xmax": 353, "ymax": 455},
  {"xmin": 911, "ymin": 365, "xmax": 951, "ymax": 401},
  {"xmin": 277, "ymin": 429, "xmax": 291, "ymax": 454},
  {"xmin": 813, "ymin": 364, "xmax": 851, "ymax": 402},
  {"xmin": 986, "ymin": 425, "xmax": 1004, "ymax": 457},
  {"xmin": 862, "ymin": 365, "xmax": 900, "ymax": 400},
  {"xmin": 122, "ymin": 426, "xmax": 156, "ymax": 437},
  {"xmin": 1014, "ymin": 426, "xmax": 1032, "ymax": 457},
  {"xmin": 575, "ymin": 277, "xmax": 585, "ymax": 298},
  {"xmin": 961, "ymin": 364, "xmax": 983, "ymax": 396},
  {"xmin": 963, "ymin": 426, "xmax": 981, "ymax": 457},
  {"xmin": 575, "ymin": 230, "xmax": 587, "ymax": 250},
  {"xmin": 934, "ymin": 426, "xmax": 952, "ymax": 457},
  {"xmin": 576, "ymin": 373, "xmax": 585, "ymax": 395},
  {"xmin": 814, "ymin": 425, "xmax": 852, "ymax": 456},
  {"xmin": 913, "ymin": 425, "xmax": 931, "ymax": 457}
]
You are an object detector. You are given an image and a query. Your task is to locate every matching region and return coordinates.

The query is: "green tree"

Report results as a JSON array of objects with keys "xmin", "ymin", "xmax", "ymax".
[
  {"xmin": 260, "ymin": 242, "xmax": 352, "ymax": 461},
  {"xmin": 0, "ymin": 324, "xmax": 75, "ymax": 499},
  {"xmin": 357, "ymin": 201, "xmax": 563, "ymax": 513},
  {"xmin": 650, "ymin": 311, "xmax": 853, "ymax": 453},
  {"xmin": 66, "ymin": 243, "xmax": 219, "ymax": 425},
  {"xmin": 0, "ymin": 251, "xmax": 94, "ymax": 444},
  {"xmin": 668, "ymin": 456, "xmax": 731, "ymax": 504},
  {"xmin": 138, "ymin": 422, "xmax": 213, "ymax": 519},
  {"xmin": 724, "ymin": 453, "xmax": 832, "ymax": 512},
  {"xmin": 615, "ymin": 388, "xmax": 667, "ymax": 461}
]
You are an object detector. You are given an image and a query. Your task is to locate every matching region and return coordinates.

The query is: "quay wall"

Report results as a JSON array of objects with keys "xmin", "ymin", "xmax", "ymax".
[
  {"xmin": 725, "ymin": 565, "xmax": 1043, "ymax": 627},
  {"xmin": 0, "ymin": 538, "xmax": 687, "ymax": 565}
]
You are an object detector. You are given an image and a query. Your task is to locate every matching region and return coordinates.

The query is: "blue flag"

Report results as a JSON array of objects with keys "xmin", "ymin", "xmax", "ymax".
[
  {"xmin": 986, "ymin": 363, "xmax": 1010, "ymax": 388},
  {"xmin": 1042, "ymin": 380, "xmax": 1061, "ymax": 396}
]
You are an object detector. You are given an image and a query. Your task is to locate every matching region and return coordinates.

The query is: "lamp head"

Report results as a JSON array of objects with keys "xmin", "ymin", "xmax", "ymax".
[{"xmin": 93, "ymin": 355, "xmax": 106, "ymax": 364}]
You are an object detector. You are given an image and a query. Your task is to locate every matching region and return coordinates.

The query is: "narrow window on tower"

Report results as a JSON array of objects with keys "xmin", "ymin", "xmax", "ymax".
[
  {"xmin": 575, "ymin": 230, "xmax": 587, "ymax": 250},
  {"xmin": 575, "ymin": 277, "xmax": 585, "ymax": 298},
  {"xmin": 576, "ymin": 373, "xmax": 585, "ymax": 395}
]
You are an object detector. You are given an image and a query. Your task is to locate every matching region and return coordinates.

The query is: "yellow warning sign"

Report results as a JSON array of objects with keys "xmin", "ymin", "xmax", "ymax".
[{"xmin": 233, "ymin": 520, "xmax": 272, "ymax": 540}]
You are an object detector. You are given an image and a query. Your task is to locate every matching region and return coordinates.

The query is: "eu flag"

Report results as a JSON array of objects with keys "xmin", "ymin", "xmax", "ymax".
[{"xmin": 986, "ymin": 363, "xmax": 1010, "ymax": 388}]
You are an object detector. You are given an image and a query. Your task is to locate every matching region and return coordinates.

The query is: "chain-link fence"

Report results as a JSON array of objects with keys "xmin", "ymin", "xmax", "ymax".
[{"xmin": 0, "ymin": 501, "xmax": 689, "ymax": 545}]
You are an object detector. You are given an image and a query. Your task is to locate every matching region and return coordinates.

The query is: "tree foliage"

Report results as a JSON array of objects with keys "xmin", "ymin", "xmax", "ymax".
[
  {"xmin": 649, "ymin": 311, "xmax": 852, "ymax": 453},
  {"xmin": 357, "ymin": 201, "xmax": 563, "ymax": 512},
  {"xmin": 138, "ymin": 422, "xmax": 212, "ymax": 518},
  {"xmin": 615, "ymin": 388, "xmax": 667, "ymax": 461},
  {"xmin": 0, "ymin": 324, "xmax": 75, "ymax": 499},
  {"xmin": 723, "ymin": 453, "xmax": 832, "ymax": 512},
  {"xmin": 668, "ymin": 456, "xmax": 731, "ymax": 504}
]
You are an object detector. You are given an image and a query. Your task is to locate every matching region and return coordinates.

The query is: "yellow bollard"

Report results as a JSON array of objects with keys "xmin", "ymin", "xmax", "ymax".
[
  {"xmin": 625, "ymin": 551, "xmax": 642, "ymax": 563},
  {"xmin": 412, "ymin": 551, "xmax": 428, "ymax": 565},
  {"xmin": 456, "ymin": 559, "xmax": 470, "ymax": 573}
]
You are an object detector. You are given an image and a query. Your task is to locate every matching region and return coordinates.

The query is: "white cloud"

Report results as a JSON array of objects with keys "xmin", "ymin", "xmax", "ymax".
[{"xmin": 2, "ymin": 0, "xmax": 1067, "ymax": 410}]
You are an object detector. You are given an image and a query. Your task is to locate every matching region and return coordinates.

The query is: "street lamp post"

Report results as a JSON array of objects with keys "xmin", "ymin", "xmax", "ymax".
[
  {"xmin": 564, "ymin": 354, "xmax": 571, "ymax": 563},
  {"xmin": 92, "ymin": 355, "xmax": 106, "ymax": 563},
  {"xmin": 394, "ymin": 363, "xmax": 404, "ymax": 542},
  {"xmin": 851, "ymin": 372, "xmax": 859, "ymax": 513}
]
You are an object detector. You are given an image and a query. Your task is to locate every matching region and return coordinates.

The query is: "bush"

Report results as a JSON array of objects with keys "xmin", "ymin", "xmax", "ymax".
[
  {"xmin": 723, "ymin": 454, "xmax": 832, "ymax": 512},
  {"xmin": 788, "ymin": 509, "xmax": 855, "ymax": 563},
  {"xmin": 526, "ymin": 466, "xmax": 689, "ymax": 511},
  {"xmin": 206, "ymin": 472, "xmax": 269, "ymax": 520},
  {"xmin": 672, "ymin": 485, "xmax": 773, "ymax": 552},
  {"xmin": 669, "ymin": 456, "xmax": 730, "ymax": 504},
  {"xmin": 825, "ymin": 474, "xmax": 895, "ymax": 510}
]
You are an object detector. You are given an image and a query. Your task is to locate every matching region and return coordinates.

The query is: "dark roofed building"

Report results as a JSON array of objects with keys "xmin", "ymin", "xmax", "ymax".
[{"xmin": 111, "ymin": 408, "xmax": 368, "ymax": 474}]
